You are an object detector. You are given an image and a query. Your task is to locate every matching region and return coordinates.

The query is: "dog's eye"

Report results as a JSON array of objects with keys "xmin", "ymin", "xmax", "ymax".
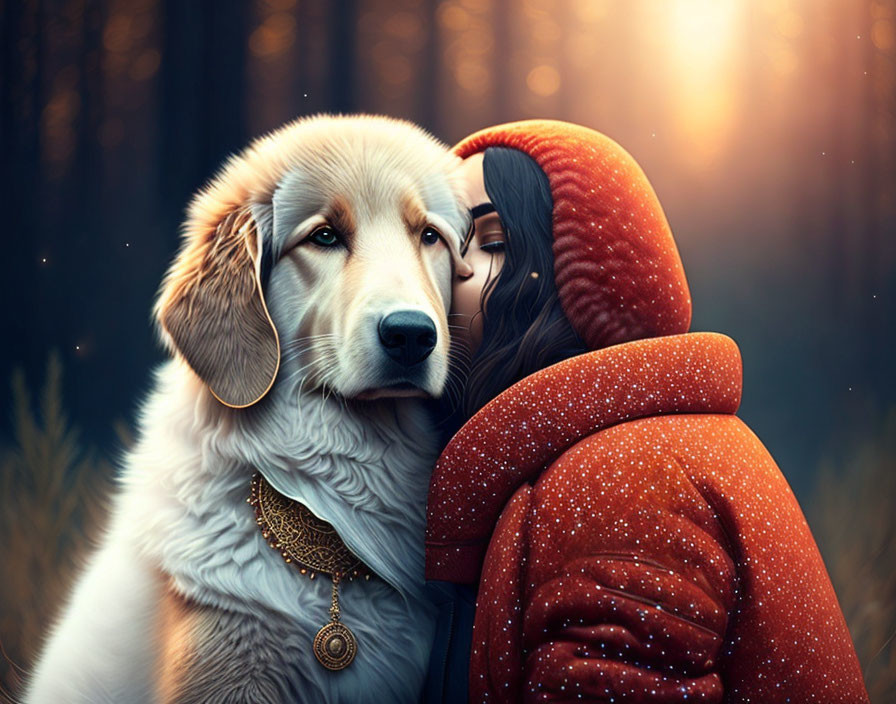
[
  {"xmin": 308, "ymin": 227, "xmax": 340, "ymax": 248},
  {"xmin": 421, "ymin": 227, "xmax": 441, "ymax": 247}
]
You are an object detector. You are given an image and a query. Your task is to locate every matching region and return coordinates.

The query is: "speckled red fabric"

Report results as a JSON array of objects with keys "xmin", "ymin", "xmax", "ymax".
[
  {"xmin": 426, "ymin": 333, "xmax": 741, "ymax": 582},
  {"xmin": 453, "ymin": 120, "xmax": 692, "ymax": 351},
  {"xmin": 424, "ymin": 333, "xmax": 868, "ymax": 702}
]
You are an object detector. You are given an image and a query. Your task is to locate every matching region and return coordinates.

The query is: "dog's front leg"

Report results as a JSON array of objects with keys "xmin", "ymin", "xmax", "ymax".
[{"xmin": 23, "ymin": 537, "xmax": 163, "ymax": 704}]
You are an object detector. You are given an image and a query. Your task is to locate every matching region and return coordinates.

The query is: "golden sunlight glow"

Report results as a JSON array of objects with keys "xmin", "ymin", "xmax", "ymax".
[
  {"xmin": 666, "ymin": 0, "xmax": 740, "ymax": 70},
  {"xmin": 661, "ymin": 0, "xmax": 742, "ymax": 170}
]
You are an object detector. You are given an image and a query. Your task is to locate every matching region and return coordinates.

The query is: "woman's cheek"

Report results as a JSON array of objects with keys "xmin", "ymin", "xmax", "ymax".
[{"xmin": 451, "ymin": 279, "xmax": 478, "ymax": 321}]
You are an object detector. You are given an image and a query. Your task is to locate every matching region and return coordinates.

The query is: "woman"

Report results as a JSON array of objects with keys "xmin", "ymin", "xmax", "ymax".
[{"xmin": 423, "ymin": 121, "xmax": 868, "ymax": 703}]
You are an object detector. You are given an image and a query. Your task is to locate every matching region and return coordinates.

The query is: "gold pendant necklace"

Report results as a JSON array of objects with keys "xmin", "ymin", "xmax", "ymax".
[{"xmin": 248, "ymin": 473, "xmax": 371, "ymax": 671}]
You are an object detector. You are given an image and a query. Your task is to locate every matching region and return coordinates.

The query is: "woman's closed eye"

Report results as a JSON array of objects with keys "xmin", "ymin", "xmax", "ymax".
[{"xmin": 478, "ymin": 225, "xmax": 506, "ymax": 253}]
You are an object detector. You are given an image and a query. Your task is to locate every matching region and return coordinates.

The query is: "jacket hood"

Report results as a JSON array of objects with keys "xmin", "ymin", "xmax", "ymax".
[
  {"xmin": 425, "ymin": 332, "xmax": 742, "ymax": 583},
  {"xmin": 453, "ymin": 120, "xmax": 692, "ymax": 351}
]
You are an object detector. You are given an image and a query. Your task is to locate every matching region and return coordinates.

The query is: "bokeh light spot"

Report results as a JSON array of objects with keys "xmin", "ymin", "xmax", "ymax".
[
  {"xmin": 872, "ymin": 19, "xmax": 895, "ymax": 51},
  {"xmin": 130, "ymin": 49, "xmax": 160, "ymax": 82},
  {"xmin": 527, "ymin": 64, "xmax": 560, "ymax": 97},
  {"xmin": 456, "ymin": 60, "xmax": 490, "ymax": 96},
  {"xmin": 249, "ymin": 13, "xmax": 296, "ymax": 58},
  {"xmin": 438, "ymin": 4, "xmax": 470, "ymax": 32}
]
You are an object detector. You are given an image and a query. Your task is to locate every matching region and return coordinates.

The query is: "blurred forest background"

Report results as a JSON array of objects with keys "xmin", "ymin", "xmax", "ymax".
[{"xmin": 1, "ymin": 0, "xmax": 894, "ymax": 699}]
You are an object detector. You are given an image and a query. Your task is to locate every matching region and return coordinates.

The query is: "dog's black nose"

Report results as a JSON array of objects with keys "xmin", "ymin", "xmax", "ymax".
[{"xmin": 378, "ymin": 311, "xmax": 437, "ymax": 367}]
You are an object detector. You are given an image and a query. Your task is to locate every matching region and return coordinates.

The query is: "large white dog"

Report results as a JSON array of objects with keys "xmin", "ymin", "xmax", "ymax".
[{"xmin": 25, "ymin": 115, "xmax": 470, "ymax": 703}]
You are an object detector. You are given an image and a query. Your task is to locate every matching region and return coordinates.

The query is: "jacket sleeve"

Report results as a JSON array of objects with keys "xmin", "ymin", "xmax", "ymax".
[{"xmin": 470, "ymin": 413, "xmax": 868, "ymax": 703}]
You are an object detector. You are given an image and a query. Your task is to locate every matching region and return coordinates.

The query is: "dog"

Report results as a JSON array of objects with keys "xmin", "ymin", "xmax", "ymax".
[{"xmin": 24, "ymin": 115, "xmax": 470, "ymax": 703}]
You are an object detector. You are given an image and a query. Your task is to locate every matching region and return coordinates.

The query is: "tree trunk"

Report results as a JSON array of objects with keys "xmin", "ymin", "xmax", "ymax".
[{"xmin": 328, "ymin": 0, "xmax": 357, "ymax": 113}]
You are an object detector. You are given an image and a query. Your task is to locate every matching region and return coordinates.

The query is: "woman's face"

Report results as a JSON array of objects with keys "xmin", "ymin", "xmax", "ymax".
[{"xmin": 452, "ymin": 153, "xmax": 506, "ymax": 354}]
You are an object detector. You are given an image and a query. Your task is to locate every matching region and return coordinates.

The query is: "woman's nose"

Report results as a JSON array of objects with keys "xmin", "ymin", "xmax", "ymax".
[{"xmin": 456, "ymin": 259, "xmax": 474, "ymax": 279}]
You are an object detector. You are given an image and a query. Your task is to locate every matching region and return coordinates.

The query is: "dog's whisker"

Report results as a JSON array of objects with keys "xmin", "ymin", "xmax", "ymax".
[
  {"xmin": 290, "ymin": 348, "xmax": 341, "ymax": 407},
  {"xmin": 280, "ymin": 359, "xmax": 322, "ymax": 385},
  {"xmin": 280, "ymin": 350, "xmax": 315, "ymax": 367},
  {"xmin": 447, "ymin": 353, "xmax": 473, "ymax": 372},
  {"xmin": 281, "ymin": 333, "xmax": 339, "ymax": 353},
  {"xmin": 283, "ymin": 345, "xmax": 340, "ymax": 376},
  {"xmin": 443, "ymin": 362, "xmax": 471, "ymax": 409},
  {"xmin": 280, "ymin": 339, "xmax": 338, "ymax": 360},
  {"xmin": 441, "ymin": 382, "xmax": 460, "ymax": 410},
  {"xmin": 447, "ymin": 346, "xmax": 473, "ymax": 363},
  {"xmin": 282, "ymin": 347, "xmax": 320, "ymax": 362},
  {"xmin": 446, "ymin": 338, "xmax": 473, "ymax": 356},
  {"xmin": 445, "ymin": 374, "xmax": 465, "ymax": 408}
]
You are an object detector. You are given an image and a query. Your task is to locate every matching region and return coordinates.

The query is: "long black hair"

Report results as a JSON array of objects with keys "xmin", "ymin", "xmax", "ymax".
[{"xmin": 459, "ymin": 146, "xmax": 587, "ymax": 419}]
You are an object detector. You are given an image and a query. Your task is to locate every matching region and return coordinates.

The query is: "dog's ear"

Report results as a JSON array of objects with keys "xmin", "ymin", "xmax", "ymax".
[{"xmin": 158, "ymin": 208, "xmax": 280, "ymax": 408}]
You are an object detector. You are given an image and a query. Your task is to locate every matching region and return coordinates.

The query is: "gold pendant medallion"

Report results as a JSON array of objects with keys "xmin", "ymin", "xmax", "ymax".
[
  {"xmin": 314, "ymin": 621, "xmax": 357, "ymax": 670},
  {"xmin": 313, "ymin": 574, "xmax": 357, "ymax": 670},
  {"xmin": 249, "ymin": 473, "xmax": 369, "ymax": 671}
]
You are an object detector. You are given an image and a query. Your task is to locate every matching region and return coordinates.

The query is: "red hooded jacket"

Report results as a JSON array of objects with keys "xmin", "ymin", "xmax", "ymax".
[
  {"xmin": 424, "ymin": 121, "xmax": 867, "ymax": 702},
  {"xmin": 425, "ymin": 333, "xmax": 868, "ymax": 702}
]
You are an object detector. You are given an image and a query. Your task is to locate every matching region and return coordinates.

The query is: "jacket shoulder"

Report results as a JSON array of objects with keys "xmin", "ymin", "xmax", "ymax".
[{"xmin": 426, "ymin": 333, "xmax": 743, "ymax": 583}]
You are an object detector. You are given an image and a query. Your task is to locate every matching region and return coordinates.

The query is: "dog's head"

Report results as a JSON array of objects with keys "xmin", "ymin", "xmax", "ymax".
[{"xmin": 156, "ymin": 115, "xmax": 469, "ymax": 407}]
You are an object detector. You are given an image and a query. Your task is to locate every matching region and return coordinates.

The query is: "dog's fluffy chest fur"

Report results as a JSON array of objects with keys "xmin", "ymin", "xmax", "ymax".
[{"xmin": 115, "ymin": 361, "xmax": 440, "ymax": 703}]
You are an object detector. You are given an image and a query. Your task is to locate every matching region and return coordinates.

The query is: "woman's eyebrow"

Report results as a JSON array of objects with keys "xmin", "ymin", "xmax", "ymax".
[
  {"xmin": 470, "ymin": 202, "xmax": 496, "ymax": 219},
  {"xmin": 462, "ymin": 206, "xmax": 503, "ymax": 257}
]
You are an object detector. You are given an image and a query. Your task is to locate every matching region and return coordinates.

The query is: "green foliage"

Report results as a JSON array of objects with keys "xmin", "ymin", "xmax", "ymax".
[{"xmin": 0, "ymin": 353, "xmax": 112, "ymax": 700}]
